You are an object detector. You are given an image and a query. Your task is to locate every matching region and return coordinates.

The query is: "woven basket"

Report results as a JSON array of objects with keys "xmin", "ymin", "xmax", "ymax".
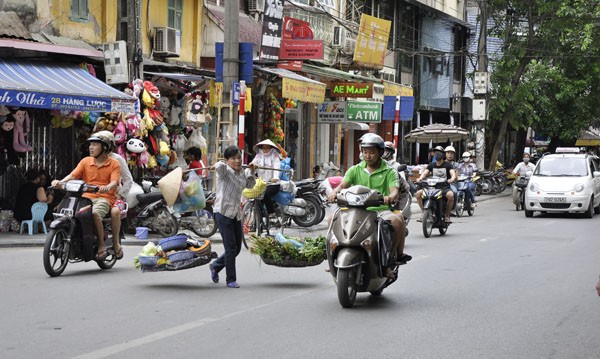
[
  {"xmin": 242, "ymin": 178, "xmax": 267, "ymax": 199},
  {"xmin": 261, "ymin": 256, "xmax": 325, "ymax": 268}
]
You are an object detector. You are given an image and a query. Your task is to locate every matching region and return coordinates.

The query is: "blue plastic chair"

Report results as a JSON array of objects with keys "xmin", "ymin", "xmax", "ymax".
[{"xmin": 20, "ymin": 202, "xmax": 48, "ymax": 235}]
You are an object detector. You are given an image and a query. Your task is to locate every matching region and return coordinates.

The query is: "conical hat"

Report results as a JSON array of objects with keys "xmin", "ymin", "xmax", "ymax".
[
  {"xmin": 158, "ymin": 167, "xmax": 182, "ymax": 206},
  {"xmin": 254, "ymin": 139, "xmax": 279, "ymax": 152}
]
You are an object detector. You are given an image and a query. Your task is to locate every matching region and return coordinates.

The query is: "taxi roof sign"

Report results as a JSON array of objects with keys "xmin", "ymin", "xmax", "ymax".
[{"xmin": 555, "ymin": 147, "xmax": 582, "ymax": 154}]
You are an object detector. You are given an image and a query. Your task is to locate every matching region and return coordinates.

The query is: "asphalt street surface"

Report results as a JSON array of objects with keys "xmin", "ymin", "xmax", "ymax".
[{"xmin": 1, "ymin": 193, "xmax": 599, "ymax": 358}]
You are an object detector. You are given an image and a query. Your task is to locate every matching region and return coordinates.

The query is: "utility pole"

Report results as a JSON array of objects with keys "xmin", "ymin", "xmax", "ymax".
[
  {"xmin": 475, "ymin": 0, "xmax": 488, "ymax": 171},
  {"xmin": 223, "ymin": 0, "xmax": 240, "ymax": 150}
]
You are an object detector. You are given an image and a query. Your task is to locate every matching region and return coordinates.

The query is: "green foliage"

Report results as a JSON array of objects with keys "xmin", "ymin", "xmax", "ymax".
[{"xmin": 248, "ymin": 234, "xmax": 327, "ymax": 263}]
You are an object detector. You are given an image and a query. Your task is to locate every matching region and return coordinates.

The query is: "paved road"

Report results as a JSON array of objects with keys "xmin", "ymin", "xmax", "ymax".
[{"xmin": 2, "ymin": 193, "xmax": 599, "ymax": 358}]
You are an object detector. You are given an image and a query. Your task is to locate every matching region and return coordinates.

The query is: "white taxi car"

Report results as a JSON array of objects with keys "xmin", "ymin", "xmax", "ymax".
[{"xmin": 524, "ymin": 148, "xmax": 600, "ymax": 217}]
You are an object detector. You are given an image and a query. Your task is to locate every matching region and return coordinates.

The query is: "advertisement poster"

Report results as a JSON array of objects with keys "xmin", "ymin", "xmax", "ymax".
[{"xmin": 259, "ymin": 0, "xmax": 285, "ymax": 61}]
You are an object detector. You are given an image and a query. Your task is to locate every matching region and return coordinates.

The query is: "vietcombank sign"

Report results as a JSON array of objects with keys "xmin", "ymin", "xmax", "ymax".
[{"xmin": 346, "ymin": 101, "xmax": 382, "ymax": 123}]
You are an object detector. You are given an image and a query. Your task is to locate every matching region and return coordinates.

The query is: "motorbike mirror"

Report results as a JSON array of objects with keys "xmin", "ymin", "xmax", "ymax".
[{"xmin": 397, "ymin": 164, "xmax": 407, "ymax": 172}]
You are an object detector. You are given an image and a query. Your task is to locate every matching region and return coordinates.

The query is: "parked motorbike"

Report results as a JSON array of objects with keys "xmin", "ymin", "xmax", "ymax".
[
  {"xmin": 455, "ymin": 174, "xmax": 475, "ymax": 217},
  {"xmin": 417, "ymin": 176, "xmax": 451, "ymax": 238},
  {"xmin": 293, "ymin": 178, "xmax": 326, "ymax": 226},
  {"xmin": 43, "ymin": 180, "xmax": 118, "ymax": 277},
  {"xmin": 326, "ymin": 185, "xmax": 408, "ymax": 308},
  {"xmin": 125, "ymin": 186, "xmax": 178, "ymax": 238},
  {"xmin": 514, "ymin": 175, "xmax": 530, "ymax": 211},
  {"xmin": 175, "ymin": 190, "xmax": 217, "ymax": 237}
]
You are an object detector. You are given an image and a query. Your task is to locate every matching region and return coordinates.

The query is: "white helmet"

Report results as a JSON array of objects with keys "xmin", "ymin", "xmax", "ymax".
[
  {"xmin": 444, "ymin": 145, "xmax": 456, "ymax": 153},
  {"xmin": 462, "ymin": 151, "xmax": 471, "ymax": 158}
]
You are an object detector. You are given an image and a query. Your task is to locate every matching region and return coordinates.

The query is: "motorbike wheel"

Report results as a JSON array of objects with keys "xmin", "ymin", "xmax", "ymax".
[
  {"xmin": 497, "ymin": 179, "xmax": 507, "ymax": 193},
  {"xmin": 439, "ymin": 224, "xmax": 447, "ymax": 235},
  {"xmin": 189, "ymin": 209, "xmax": 218, "ymax": 238},
  {"xmin": 474, "ymin": 182, "xmax": 482, "ymax": 196},
  {"xmin": 292, "ymin": 196, "xmax": 324, "ymax": 227},
  {"xmin": 422, "ymin": 209, "xmax": 433, "ymax": 238},
  {"xmin": 480, "ymin": 178, "xmax": 494, "ymax": 195},
  {"xmin": 455, "ymin": 196, "xmax": 464, "ymax": 217},
  {"xmin": 337, "ymin": 268, "xmax": 358, "ymax": 308},
  {"xmin": 467, "ymin": 200, "xmax": 475, "ymax": 216},
  {"xmin": 241, "ymin": 201, "xmax": 255, "ymax": 249},
  {"xmin": 153, "ymin": 207, "xmax": 178, "ymax": 237},
  {"xmin": 96, "ymin": 249, "xmax": 117, "ymax": 269},
  {"xmin": 43, "ymin": 229, "xmax": 71, "ymax": 277}
]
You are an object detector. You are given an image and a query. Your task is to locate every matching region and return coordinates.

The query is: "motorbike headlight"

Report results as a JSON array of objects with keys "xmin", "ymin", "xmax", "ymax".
[
  {"xmin": 529, "ymin": 182, "xmax": 539, "ymax": 192},
  {"xmin": 344, "ymin": 192, "xmax": 369, "ymax": 205},
  {"xmin": 65, "ymin": 181, "xmax": 84, "ymax": 192},
  {"xmin": 573, "ymin": 183, "xmax": 585, "ymax": 193}
]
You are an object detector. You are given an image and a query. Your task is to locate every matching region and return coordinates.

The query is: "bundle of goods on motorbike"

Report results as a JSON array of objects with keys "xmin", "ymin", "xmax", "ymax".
[
  {"xmin": 248, "ymin": 233, "xmax": 326, "ymax": 267},
  {"xmin": 134, "ymin": 234, "xmax": 217, "ymax": 272}
]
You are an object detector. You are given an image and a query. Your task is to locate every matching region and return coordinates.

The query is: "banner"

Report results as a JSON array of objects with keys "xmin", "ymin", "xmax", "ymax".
[
  {"xmin": 353, "ymin": 14, "xmax": 391, "ymax": 68},
  {"xmin": 282, "ymin": 77, "xmax": 326, "ymax": 103},
  {"xmin": 317, "ymin": 101, "xmax": 346, "ymax": 123},
  {"xmin": 259, "ymin": 0, "xmax": 285, "ymax": 61},
  {"xmin": 346, "ymin": 101, "xmax": 382, "ymax": 123}
]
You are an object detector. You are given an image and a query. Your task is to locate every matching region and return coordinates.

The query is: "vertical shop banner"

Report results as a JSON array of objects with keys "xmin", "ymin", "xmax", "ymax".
[
  {"xmin": 260, "ymin": 0, "xmax": 285, "ymax": 61},
  {"xmin": 346, "ymin": 101, "xmax": 382, "ymax": 123},
  {"xmin": 353, "ymin": 14, "xmax": 391, "ymax": 68},
  {"xmin": 317, "ymin": 101, "xmax": 347, "ymax": 123}
]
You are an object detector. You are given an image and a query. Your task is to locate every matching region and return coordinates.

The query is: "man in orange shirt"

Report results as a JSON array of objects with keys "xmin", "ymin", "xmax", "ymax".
[{"xmin": 52, "ymin": 133, "xmax": 121, "ymax": 260}]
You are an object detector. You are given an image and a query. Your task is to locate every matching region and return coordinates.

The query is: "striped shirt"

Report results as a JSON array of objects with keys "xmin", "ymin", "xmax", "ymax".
[{"xmin": 213, "ymin": 161, "xmax": 256, "ymax": 220}]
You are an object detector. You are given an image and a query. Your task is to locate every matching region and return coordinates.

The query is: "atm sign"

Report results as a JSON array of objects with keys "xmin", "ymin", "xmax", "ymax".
[{"xmin": 330, "ymin": 82, "xmax": 373, "ymax": 98}]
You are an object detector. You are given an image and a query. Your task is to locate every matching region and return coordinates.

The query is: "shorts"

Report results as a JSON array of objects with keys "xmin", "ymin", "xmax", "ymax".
[{"xmin": 91, "ymin": 198, "xmax": 111, "ymax": 218}]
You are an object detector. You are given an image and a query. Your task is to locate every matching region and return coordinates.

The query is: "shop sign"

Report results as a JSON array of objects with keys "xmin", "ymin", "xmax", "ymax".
[
  {"xmin": 282, "ymin": 77, "xmax": 326, "ymax": 103},
  {"xmin": 317, "ymin": 101, "xmax": 346, "ymax": 123},
  {"xmin": 353, "ymin": 14, "xmax": 391, "ymax": 67},
  {"xmin": 383, "ymin": 82, "xmax": 413, "ymax": 97},
  {"xmin": 330, "ymin": 82, "xmax": 373, "ymax": 98},
  {"xmin": 346, "ymin": 101, "xmax": 382, "ymax": 123},
  {"xmin": 279, "ymin": 40, "xmax": 324, "ymax": 60},
  {"xmin": 0, "ymin": 89, "xmax": 134, "ymax": 112}
]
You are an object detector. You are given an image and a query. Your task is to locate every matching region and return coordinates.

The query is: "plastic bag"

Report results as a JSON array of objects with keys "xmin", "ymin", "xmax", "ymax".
[
  {"xmin": 242, "ymin": 177, "xmax": 267, "ymax": 199},
  {"xmin": 173, "ymin": 171, "xmax": 206, "ymax": 213}
]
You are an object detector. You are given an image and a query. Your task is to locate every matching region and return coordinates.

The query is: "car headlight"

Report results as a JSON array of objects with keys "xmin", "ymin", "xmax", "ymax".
[
  {"xmin": 529, "ymin": 182, "xmax": 539, "ymax": 192},
  {"xmin": 573, "ymin": 183, "xmax": 585, "ymax": 193}
]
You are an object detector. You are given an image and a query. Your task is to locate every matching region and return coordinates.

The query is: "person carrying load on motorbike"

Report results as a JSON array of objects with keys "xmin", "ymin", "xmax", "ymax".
[
  {"xmin": 511, "ymin": 152, "xmax": 536, "ymax": 205},
  {"xmin": 327, "ymin": 133, "xmax": 411, "ymax": 268},
  {"xmin": 416, "ymin": 146, "xmax": 457, "ymax": 223},
  {"xmin": 93, "ymin": 131, "xmax": 133, "ymax": 260},
  {"xmin": 51, "ymin": 133, "xmax": 121, "ymax": 261},
  {"xmin": 457, "ymin": 151, "xmax": 478, "ymax": 206}
]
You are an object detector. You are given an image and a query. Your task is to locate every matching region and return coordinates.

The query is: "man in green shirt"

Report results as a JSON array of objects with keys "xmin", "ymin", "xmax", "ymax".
[{"xmin": 328, "ymin": 133, "xmax": 410, "ymax": 268}]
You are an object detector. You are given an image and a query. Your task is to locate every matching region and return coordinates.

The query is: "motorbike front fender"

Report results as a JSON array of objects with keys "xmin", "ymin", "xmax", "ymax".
[
  {"xmin": 49, "ymin": 216, "xmax": 72, "ymax": 231},
  {"xmin": 334, "ymin": 248, "xmax": 364, "ymax": 269}
]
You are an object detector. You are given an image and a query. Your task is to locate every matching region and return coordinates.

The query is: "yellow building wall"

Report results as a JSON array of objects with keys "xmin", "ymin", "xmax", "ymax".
[
  {"xmin": 48, "ymin": 0, "xmax": 118, "ymax": 44},
  {"xmin": 47, "ymin": 0, "xmax": 203, "ymax": 67},
  {"xmin": 141, "ymin": 0, "xmax": 203, "ymax": 67}
]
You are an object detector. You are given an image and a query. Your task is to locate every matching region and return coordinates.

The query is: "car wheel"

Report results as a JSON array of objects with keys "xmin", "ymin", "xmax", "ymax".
[
  {"xmin": 594, "ymin": 198, "xmax": 600, "ymax": 215},
  {"xmin": 585, "ymin": 197, "xmax": 594, "ymax": 218}
]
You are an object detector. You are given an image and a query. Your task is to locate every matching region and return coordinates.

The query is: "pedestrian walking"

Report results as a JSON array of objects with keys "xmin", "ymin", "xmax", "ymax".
[{"xmin": 209, "ymin": 146, "xmax": 256, "ymax": 288}]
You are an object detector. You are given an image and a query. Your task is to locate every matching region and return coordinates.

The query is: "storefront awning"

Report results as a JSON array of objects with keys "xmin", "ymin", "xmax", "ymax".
[
  {"xmin": 344, "ymin": 121, "xmax": 370, "ymax": 131},
  {"xmin": 255, "ymin": 65, "xmax": 326, "ymax": 103},
  {"xmin": 0, "ymin": 59, "xmax": 135, "ymax": 112},
  {"xmin": 145, "ymin": 71, "xmax": 213, "ymax": 82},
  {"xmin": 575, "ymin": 130, "xmax": 600, "ymax": 146},
  {"xmin": 302, "ymin": 63, "xmax": 380, "ymax": 83}
]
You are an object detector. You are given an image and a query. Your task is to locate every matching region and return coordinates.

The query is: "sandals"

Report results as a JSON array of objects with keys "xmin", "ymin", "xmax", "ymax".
[
  {"xmin": 115, "ymin": 246, "xmax": 124, "ymax": 260},
  {"xmin": 444, "ymin": 217, "xmax": 452, "ymax": 224},
  {"xmin": 95, "ymin": 249, "xmax": 108, "ymax": 261}
]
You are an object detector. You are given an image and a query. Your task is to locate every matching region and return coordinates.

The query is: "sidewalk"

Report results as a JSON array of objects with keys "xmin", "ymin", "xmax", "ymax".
[{"xmin": 0, "ymin": 190, "xmax": 510, "ymax": 248}]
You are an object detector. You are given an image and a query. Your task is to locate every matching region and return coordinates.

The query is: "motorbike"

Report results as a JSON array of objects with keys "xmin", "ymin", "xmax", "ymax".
[
  {"xmin": 125, "ymin": 184, "xmax": 178, "ymax": 237},
  {"xmin": 293, "ymin": 178, "xmax": 326, "ymax": 226},
  {"xmin": 175, "ymin": 190, "xmax": 217, "ymax": 237},
  {"xmin": 514, "ymin": 175, "xmax": 530, "ymax": 211},
  {"xmin": 455, "ymin": 174, "xmax": 475, "ymax": 217},
  {"xmin": 326, "ymin": 185, "xmax": 408, "ymax": 308},
  {"xmin": 417, "ymin": 176, "xmax": 451, "ymax": 238},
  {"xmin": 43, "ymin": 180, "xmax": 118, "ymax": 277}
]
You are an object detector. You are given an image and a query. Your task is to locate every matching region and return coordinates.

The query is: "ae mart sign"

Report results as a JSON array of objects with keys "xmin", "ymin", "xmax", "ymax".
[{"xmin": 330, "ymin": 82, "xmax": 373, "ymax": 98}]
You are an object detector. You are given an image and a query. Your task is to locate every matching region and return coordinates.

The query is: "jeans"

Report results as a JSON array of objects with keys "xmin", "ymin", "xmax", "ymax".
[
  {"xmin": 212, "ymin": 213, "xmax": 243, "ymax": 284},
  {"xmin": 464, "ymin": 181, "xmax": 476, "ymax": 204}
]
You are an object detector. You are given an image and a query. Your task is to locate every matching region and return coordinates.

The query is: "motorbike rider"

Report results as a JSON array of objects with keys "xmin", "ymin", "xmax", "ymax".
[
  {"xmin": 249, "ymin": 139, "xmax": 281, "ymax": 224},
  {"xmin": 456, "ymin": 151, "xmax": 478, "ymax": 206},
  {"xmin": 444, "ymin": 146, "xmax": 459, "ymax": 206},
  {"xmin": 416, "ymin": 145, "xmax": 457, "ymax": 223},
  {"xmin": 327, "ymin": 133, "xmax": 411, "ymax": 270},
  {"xmin": 51, "ymin": 133, "xmax": 121, "ymax": 261},
  {"xmin": 382, "ymin": 140, "xmax": 413, "ymax": 211},
  {"xmin": 511, "ymin": 152, "xmax": 536, "ymax": 205}
]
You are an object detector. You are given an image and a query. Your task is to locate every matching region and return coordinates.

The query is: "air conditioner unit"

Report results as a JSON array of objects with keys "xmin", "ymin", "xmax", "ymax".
[
  {"xmin": 344, "ymin": 37, "xmax": 357, "ymax": 54},
  {"xmin": 332, "ymin": 26, "xmax": 346, "ymax": 47},
  {"xmin": 248, "ymin": 0, "xmax": 265, "ymax": 12},
  {"xmin": 154, "ymin": 27, "xmax": 180, "ymax": 57},
  {"xmin": 379, "ymin": 69, "xmax": 396, "ymax": 83}
]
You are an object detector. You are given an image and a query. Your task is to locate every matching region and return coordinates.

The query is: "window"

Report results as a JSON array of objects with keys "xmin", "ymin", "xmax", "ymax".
[
  {"xmin": 168, "ymin": 0, "xmax": 183, "ymax": 31},
  {"xmin": 70, "ymin": 0, "xmax": 89, "ymax": 21}
]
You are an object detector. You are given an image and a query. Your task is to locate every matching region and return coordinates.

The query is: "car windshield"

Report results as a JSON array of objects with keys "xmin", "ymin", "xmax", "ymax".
[{"xmin": 535, "ymin": 157, "xmax": 588, "ymax": 177}]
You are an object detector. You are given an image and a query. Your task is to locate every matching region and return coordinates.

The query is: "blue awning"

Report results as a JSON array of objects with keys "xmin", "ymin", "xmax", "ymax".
[{"xmin": 0, "ymin": 59, "xmax": 135, "ymax": 112}]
